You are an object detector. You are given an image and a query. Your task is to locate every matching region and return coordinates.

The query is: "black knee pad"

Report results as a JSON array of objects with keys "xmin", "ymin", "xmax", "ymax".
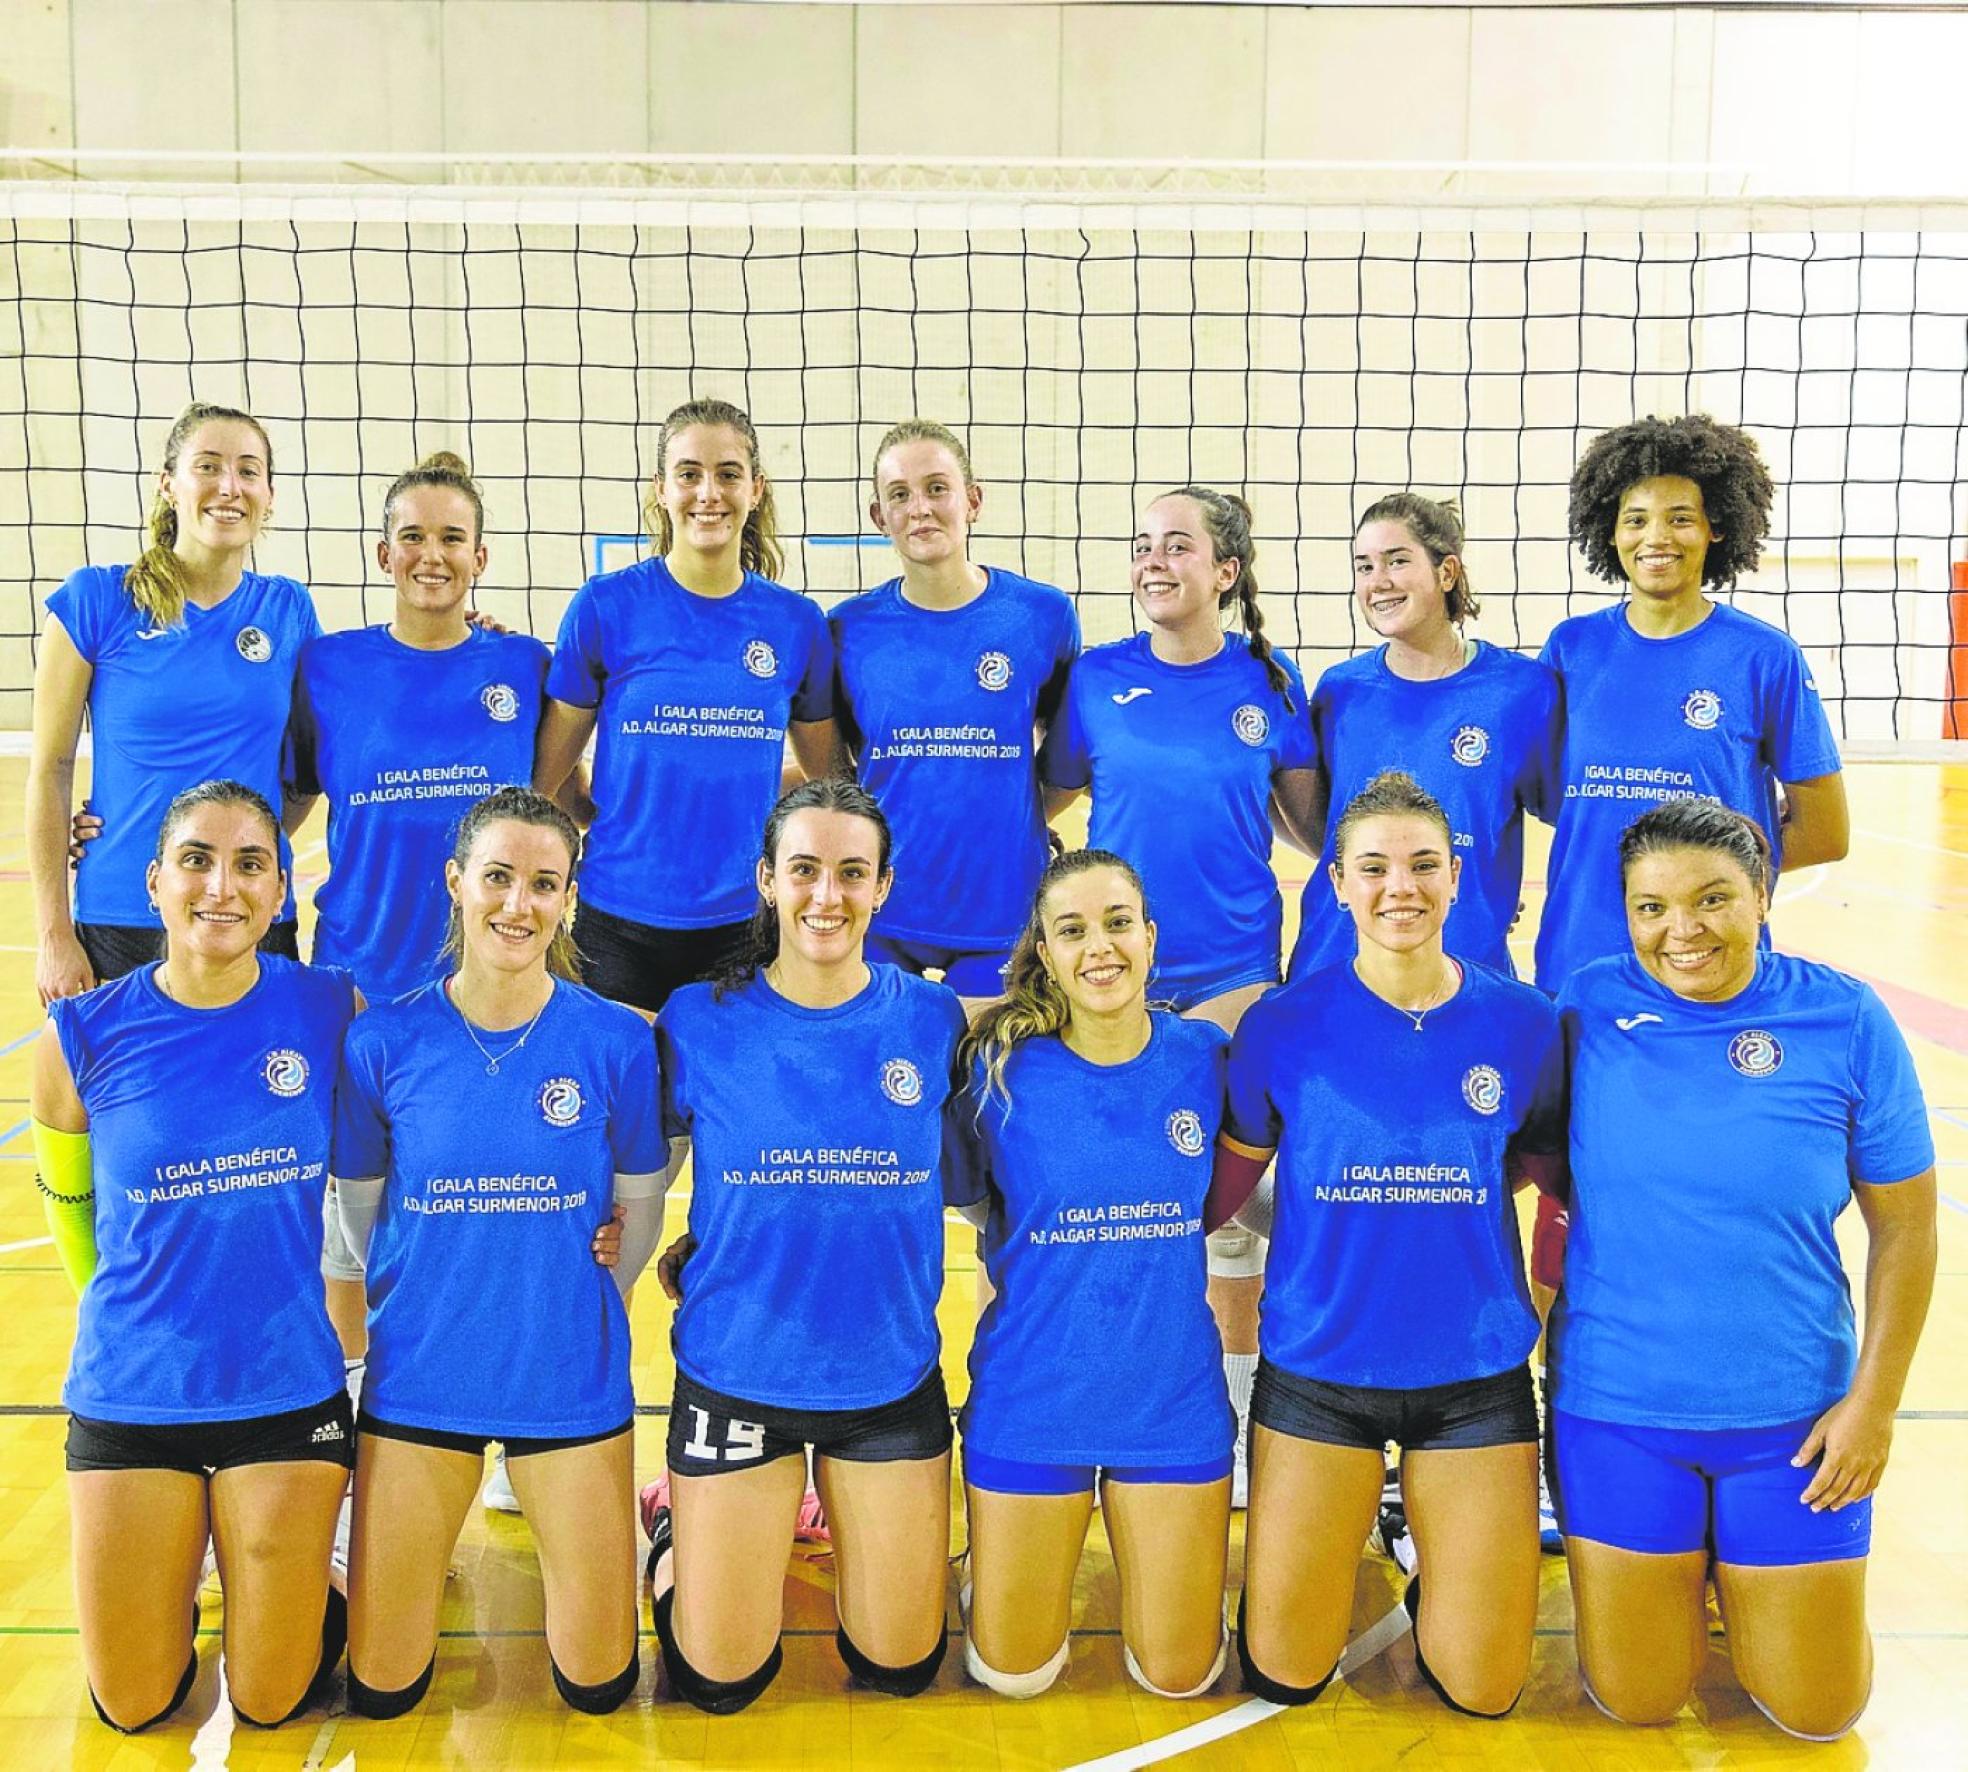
[
  {"xmin": 233, "ymin": 1588, "xmax": 350, "ymax": 1729},
  {"xmin": 836, "ymin": 1625, "xmax": 946, "ymax": 1697},
  {"xmin": 551, "ymin": 1647, "xmax": 640, "ymax": 1715},
  {"xmin": 89, "ymin": 1600, "xmax": 199, "ymax": 1734},
  {"xmin": 90, "ymin": 1646, "xmax": 198, "ymax": 1735},
  {"xmin": 653, "ymin": 1587, "xmax": 781, "ymax": 1716},
  {"xmin": 1234, "ymin": 1592, "xmax": 1337, "ymax": 1707},
  {"xmin": 346, "ymin": 1652, "xmax": 436, "ymax": 1720},
  {"xmin": 1403, "ymin": 1577, "xmax": 1520, "ymax": 1721}
]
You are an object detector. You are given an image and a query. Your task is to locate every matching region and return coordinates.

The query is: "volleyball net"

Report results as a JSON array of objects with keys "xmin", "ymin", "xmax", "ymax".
[{"xmin": 4, "ymin": 160, "xmax": 1966, "ymax": 747}]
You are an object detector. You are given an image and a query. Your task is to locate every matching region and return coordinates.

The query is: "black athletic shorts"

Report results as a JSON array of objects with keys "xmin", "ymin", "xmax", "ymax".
[
  {"xmin": 77, "ymin": 917, "xmax": 302, "ymax": 984},
  {"xmin": 1251, "ymin": 1358, "xmax": 1538, "ymax": 1455},
  {"xmin": 667, "ymin": 1365, "xmax": 953, "ymax": 1478},
  {"xmin": 572, "ymin": 901, "xmax": 751, "ymax": 1018},
  {"xmin": 357, "ymin": 1410, "xmax": 633, "ymax": 1459},
  {"xmin": 66, "ymin": 1391, "xmax": 356, "ymax": 1475}
]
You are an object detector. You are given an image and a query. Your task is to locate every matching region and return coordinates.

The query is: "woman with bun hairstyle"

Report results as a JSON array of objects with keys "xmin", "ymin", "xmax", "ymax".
[
  {"xmin": 832, "ymin": 419, "xmax": 1080, "ymax": 1006},
  {"xmin": 29, "ymin": 403, "xmax": 318, "ymax": 1004},
  {"xmin": 287, "ymin": 451, "xmax": 553, "ymax": 1003},
  {"xmin": 534, "ymin": 398, "xmax": 838, "ymax": 1018},
  {"xmin": 1288, "ymin": 493, "xmax": 1556, "ymax": 982}
]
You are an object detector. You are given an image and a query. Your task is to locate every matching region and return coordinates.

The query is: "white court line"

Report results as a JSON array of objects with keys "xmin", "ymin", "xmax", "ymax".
[
  {"xmin": 189, "ymin": 1657, "xmax": 232, "ymax": 1767},
  {"xmin": 1062, "ymin": 1598, "xmax": 1413, "ymax": 1772},
  {"xmin": 0, "ymin": 1235, "xmax": 53, "ymax": 1255},
  {"xmin": 1855, "ymin": 824, "xmax": 1968, "ymax": 861}
]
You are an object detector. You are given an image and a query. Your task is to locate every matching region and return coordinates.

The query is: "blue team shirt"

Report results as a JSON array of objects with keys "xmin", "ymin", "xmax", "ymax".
[
  {"xmin": 546, "ymin": 557, "xmax": 833, "ymax": 928},
  {"xmin": 832, "ymin": 570, "xmax": 1079, "ymax": 949},
  {"xmin": 332, "ymin": 979, "xmax": 663, "ymax": 1438},
  {"xmin": 1226, "ymin": 961, "xmax": 1563, "ymax": 1389},
  {"xmin": 659, "ymin": 964, "xmax": 967, "ymax": 1410},
  {"xmin": 290, "ymin": 625, "xmax": 549, "ymax": 1000},
  {"xmin": 1535, "ymin": 603, "xmax": 1841, "ymax": 988},
  {"xmin": 955, "ymin": 1015, "xmax": 1235, "ymax": 1467},
  {"xmin": 1551, "ymin": 951, "xmax": 1932, "ymax": 1431},
  {"xmin": 52, "ymin": 955, "xmax": 354, "ymax": 1422},
  {"xmin": 48, "ymin": 564, "xmax": 320, "ymax": 925},
  {"xmin": 1041, "ymin": 636, "xmax": 1316, "ymax": 1004},
  {"xmin": 1290, "ymin": 642, "xmax": 1557, "ymax": 980}
]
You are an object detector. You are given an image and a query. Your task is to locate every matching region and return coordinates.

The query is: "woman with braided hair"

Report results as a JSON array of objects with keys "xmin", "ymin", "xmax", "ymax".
[{"xmin": 1040, "ymin": 486, "xmax": 1322, "ymax": 1505}]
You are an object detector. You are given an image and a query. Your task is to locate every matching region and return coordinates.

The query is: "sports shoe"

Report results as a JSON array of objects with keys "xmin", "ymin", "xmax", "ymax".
[
  {"xmin": 643, "ymin": 1500, "xmax": 674, "ymax": 1586},
  {"xmin": 1368, "ymin": 1465, "xmax": 1416, "ymax": 1574},
  {"xmin": 640, "ymin": 1473, "xmax": 671, "ymax": 1543},
  {"xmin": 793, "ymin": 1485, "xmax": 830, "ymax": 1546},
  {"xmin": 1538, "ymin": 1461, "xmax": 1564, "ymax": 1553},
  {"xmin": 481, "ymin": 1446, "xmax": 521, "ymax": 1514}
]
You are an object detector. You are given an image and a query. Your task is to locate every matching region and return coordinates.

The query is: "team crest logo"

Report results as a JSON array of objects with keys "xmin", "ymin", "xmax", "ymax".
[
  {"xmin": 1166, "ymin": 1109, "xmax": 1207, "ymax": 1157},
  {"xmin": 1461, "ymin": 1063, "xmax": 1504, "ymax": 1116},
  {"xmin": 1450, "ymin": 725, "xmax": 1491, "ymax": 767},
  {"xmin": 481, "ymin": 682, "xmax": 519, "ymax": 722},
  {"xmin": 235, "ymin": 626, "xmax": 273, "ymax": 664},
  {"xmin": 975, "ymin": 650, "xmax": 1013, "ymax": 692},
  {"xmin": 262, "ymin": 1049, "xmax": 309, "ymax": 1098},
  {"xmin": 538, "ymin": 1077, "xmax": 584, "ymax": 1126},
  {"xmin": 1682, "ymin": 689, "xmax": 1723, "ymax": 730},
  {"xmin": 1231, "ymin": 704, "xmax": 1269, "ymax": 747},
  {"xmin": 742, "ymin": 639, "xmax": 778, "ymax": 679},
  {"xmin": 1727, "ymin": 1030, "xmax": 1783, "ymax": 1078},
  {"xmin": 880, "ymin": 1058, "xmax": 924, "ymax": 1106}
]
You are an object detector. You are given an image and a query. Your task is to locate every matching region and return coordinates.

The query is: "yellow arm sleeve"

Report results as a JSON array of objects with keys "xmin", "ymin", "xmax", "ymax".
[{"xmin": 32, "ymin": 1119, "xmax": 96, "ymax": 1296}]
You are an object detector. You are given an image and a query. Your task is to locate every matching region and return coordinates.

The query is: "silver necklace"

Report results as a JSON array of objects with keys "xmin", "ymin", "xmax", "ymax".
[
  {"xmin": 1363, "ymin": 959, "xmax": 1459, "ymax": 1033},
  {"xmin": 448, "ymin": 980, "xmax": 550, "ymax": 1074}
]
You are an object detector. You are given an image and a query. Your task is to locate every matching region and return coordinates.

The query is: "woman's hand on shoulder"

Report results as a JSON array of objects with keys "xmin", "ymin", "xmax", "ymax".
[
  {"xmin": 1793, "ymin": 1390, "xmax": 1895, "ymax": 1511},
  {"xmin": 37, "ymin": 931, "xmax": 96, "ymax": 1008},
  {"xmin": 656, "ymin": 1233, "xmax": 698, "ymax": 1303}
]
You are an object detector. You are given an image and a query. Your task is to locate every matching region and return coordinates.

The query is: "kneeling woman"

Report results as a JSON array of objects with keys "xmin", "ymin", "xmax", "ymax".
[
  {"xmin": 956, "ymin": 848, "xmax": 1234, "ymax": 1699},
  {"xmin": 1549, "ymin": 799, "xmax": 1936, "ymax": 1740},
  {"xmin": 32, "ymin": 780, "xmax": 356, "ymax": 1731},
  {"xmin": 331, "ymin": 787, "xmax": 667, "ymax": 1717},
  {"xmin": 1214, "ymin": 771, "xmax": 1561, "ymax": 1715},
  {"xmin": 650, "ymin": 777, "xmax": 966, "ymax": 1712}
]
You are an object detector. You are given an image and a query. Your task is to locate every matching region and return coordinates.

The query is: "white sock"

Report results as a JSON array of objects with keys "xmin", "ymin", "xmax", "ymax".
[{"xmin": 1224, "ymin": 1353, "xmax": 1257, "ymax": 1424}]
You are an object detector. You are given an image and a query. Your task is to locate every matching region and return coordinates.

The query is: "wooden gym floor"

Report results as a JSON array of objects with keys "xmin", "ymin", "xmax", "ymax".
[{"xmin": 0, "ymin": 755, "xmax": 1962, "ymax": 1769}]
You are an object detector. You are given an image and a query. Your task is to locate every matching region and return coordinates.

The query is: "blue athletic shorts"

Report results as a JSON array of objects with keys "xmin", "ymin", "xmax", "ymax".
[
  {"xmin": 1549, "ymin": 1409, "xmax": 1872, "ymax": 1566},
  {"xmin": 963, "ymin": 1446, "xmax": 1233, "ymax": 1495},
  {"xmin": 866, "ymin": 933, "xmax": 1014, "ymax": 999}
]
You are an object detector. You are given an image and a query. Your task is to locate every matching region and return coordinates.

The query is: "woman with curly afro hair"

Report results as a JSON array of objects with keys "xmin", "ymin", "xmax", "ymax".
[{"xmin": 1532, "ymin": 414, "xmax": 1847, "ymax": 993}]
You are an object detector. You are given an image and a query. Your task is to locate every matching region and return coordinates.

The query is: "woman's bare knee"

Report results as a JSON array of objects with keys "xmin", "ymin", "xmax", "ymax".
[
  {"xmin": 1743, "ymin": 1668, "xmax": 1870, "ymax": 1742},
  {"xmin": 1584, "ymin": 1658, "xmax": 1696, "ymax": 1726}
]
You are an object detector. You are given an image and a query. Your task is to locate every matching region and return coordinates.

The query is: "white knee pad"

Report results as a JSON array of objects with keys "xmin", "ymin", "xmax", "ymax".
[
  {"xmin": 1125, "ymin": 1632, "xmax": 1227, "ymax": 1699},
  {"xmin": 1749, "ymin": 1688, "xmax": 1867, "ymax": 1744},
  {"xmin": 959, "ymin": 1582, "xmax": 1068, "ymax": 1699},
  {"xmin": 964, "ymin": 1632, "xmax": 1068, "ymax": 1699},
  {"xmin": 1206, "ymin": 1223, "xmax": 1267, "ymax": 1279}
]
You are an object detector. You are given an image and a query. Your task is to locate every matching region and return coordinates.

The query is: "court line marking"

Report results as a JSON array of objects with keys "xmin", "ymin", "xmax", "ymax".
[
  {"xmin": 0, "ymin": 1028, "xmax": 42, "ymax": 1057},
  {"xmin": 1061, "ymin": 1598, "xmax": 1412, "ymax": 1772},
  {"xmin": 0, "ymin": 1235, "xmax": 53, "ymax": 1254}
]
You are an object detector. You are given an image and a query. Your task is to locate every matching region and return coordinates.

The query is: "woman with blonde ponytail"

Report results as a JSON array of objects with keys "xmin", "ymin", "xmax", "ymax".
[
  {"xmin": 29, "ymin": 402, "xmax": 318, "ymax": 1003},
  {"xmin": 952, "ymin": 848, "xmax": 1234, "ymax": 1701},
  {"xmin": 534, "ymin": 397, "xmax": 839, "ymax": 1018}
]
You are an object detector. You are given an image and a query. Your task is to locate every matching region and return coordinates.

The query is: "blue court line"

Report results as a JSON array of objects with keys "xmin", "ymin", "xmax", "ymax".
[
  {"xmin": 589, "ymin": 533, "xmax": 644, "ymax": 576},
  {"xmin": 0, "ymin": 1028, "xmax": 42, "ymax": 1060},
  {"xmin": 0, "ymin": 1121, "xmax": 27, "ymax": 1150},
  {"xmin": 806, "ymin": 535, "xmax": 888, "ymax": 547}
]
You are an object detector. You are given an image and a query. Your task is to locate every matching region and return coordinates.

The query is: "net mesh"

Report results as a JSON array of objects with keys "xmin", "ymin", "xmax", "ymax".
[{"xmin": 6, "ymin": 184, "xmax": 1966, "ymax": 742}]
